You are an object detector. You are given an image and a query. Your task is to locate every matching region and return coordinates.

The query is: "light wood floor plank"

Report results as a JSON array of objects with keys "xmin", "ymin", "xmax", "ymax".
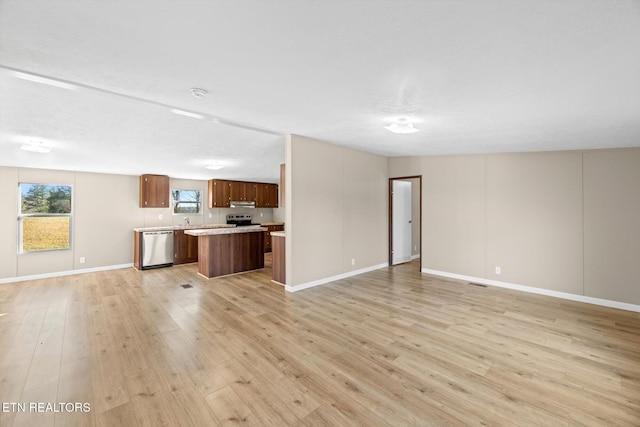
[
  {"xmin": 0, "ymin": 258, "xmax": 638, "ymax": 426},
  {"xmin": 205, "ymin": 385, "xmax": 260, "ymax": 426}
]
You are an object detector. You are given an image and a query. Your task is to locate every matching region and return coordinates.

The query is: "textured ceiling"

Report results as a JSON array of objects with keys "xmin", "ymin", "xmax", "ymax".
[{"xmin": 1, "ymin": 0, "xmax": 639, "ymax": 181}]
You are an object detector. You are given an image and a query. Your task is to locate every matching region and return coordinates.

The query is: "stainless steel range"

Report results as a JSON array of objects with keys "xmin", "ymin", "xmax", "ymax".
[{"xmin": 226, "ymin": 213, "xmax": 261, "ymax": 227}]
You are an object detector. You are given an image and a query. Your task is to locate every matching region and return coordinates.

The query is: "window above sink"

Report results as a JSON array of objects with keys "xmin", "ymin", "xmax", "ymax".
[{"xmin": 171, "ymin": 189, "xmax": 202, "ymax": 215}]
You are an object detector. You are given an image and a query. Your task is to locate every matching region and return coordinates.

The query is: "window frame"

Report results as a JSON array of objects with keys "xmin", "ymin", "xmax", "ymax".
[
  {"xmin": 171, "ymin": 189, "xmax": 202, "ymax": 215},
  {"xmin": 18, "ymin": 183, "xmax": 73, "ymax": 254}
]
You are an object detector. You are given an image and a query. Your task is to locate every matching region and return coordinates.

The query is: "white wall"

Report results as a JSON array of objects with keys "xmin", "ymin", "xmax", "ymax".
[
  {"xmin": 286, "ymin": 135, "xmax": 388, "ymax": 288},
  {"xmin": 1, "ymin": 168, "xmax": 139, "ymax": 279},
  {"xmin": 389, "ymin": 148, "xmax": 640, "ymax": 306}
]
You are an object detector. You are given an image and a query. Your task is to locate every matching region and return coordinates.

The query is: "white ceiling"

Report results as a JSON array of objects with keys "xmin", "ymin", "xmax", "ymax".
[{"xmin": 1, "ymin": 0, "xmax": 639, "ymax": 182}]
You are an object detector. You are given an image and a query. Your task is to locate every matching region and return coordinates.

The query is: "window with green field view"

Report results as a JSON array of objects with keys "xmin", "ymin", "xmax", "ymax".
[{"xmin": 19, "ymin": 184, "xmax": 72, "ymax": 252}]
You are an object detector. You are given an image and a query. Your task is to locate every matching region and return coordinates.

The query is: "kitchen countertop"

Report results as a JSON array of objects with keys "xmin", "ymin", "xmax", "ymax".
[
  {"xmin": 133, "ymin": 224, "xmax": 235, "ymax": 232},
  {"xmin": 270, "ymin": 231, "xmax": 286, "ymax": 237},
  {"xmin": 258, "ymin": 222, "xmax": 285, "ymax": 226},
  {"xmin": 185, "ymin": 226, "xmax": 268, "ymax": 236}
]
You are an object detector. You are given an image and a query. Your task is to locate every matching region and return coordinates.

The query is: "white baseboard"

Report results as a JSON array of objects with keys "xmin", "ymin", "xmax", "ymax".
[
  {"xmin": 422, "ymin": 268, "xmax": 640, "ymax": 313},
  {"xmin": 285, "ymin": 263, "xmax": 388, "ymax": 293},
  {"xmin": 411, "ymin": 254, "xmax": 421, "ymax": 260},
  {"xmin": 0, "ymin": 263, "xmax": 134, "ymax": 285}
]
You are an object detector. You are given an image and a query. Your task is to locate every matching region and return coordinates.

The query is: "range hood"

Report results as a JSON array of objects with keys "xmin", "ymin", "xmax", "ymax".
[{"xmin": 230, "ymin": 201, "xmax": 255, "ymax": 208}]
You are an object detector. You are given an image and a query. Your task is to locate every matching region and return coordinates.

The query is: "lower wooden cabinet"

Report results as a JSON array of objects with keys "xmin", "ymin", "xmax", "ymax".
[
  {"xmin": 263, "ymin": 224, "xmax": 284, "ymax": 253},
  {"xmin": 197, "ymin": 231, "xmax": 264, "ymax": 278},
  {"xmin": 133, "ymin": 231, "xmax": 142, "ymax": 270},
  {"xmin": 173, "ymin": 230, "xmax": 198, "ymax": 264},
  {"xmin": 271, "ymin": 233, "xmax": 285, "ymax": 285}
]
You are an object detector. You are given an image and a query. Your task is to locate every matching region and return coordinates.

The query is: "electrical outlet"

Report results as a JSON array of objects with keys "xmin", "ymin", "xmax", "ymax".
[
  {"xmin": 351, "ymin": 258, "xmax": 355, "ymax": 266},
  {"xmin": 260, "ymin": 212, "xmax": 263, "ymax": 217},
  {"xmin": 158, "ymin": 214, "xmax": 163, "ymax": 220},
  {"xmin": 495, "ymin": 266, "xmax": 501, "ymax": 275},
  {"xmin": 208, "ymin": 213, "xmax": 212, "ymax": 218},
  {"xmin": 80, "ymin": 257, "xmax": 86, "ymax": 264}
]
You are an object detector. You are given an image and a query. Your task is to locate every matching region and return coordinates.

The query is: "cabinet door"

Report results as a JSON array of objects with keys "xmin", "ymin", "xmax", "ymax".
[
  {"xmin": 264, "ymin": 230, "xmax": 272, "ymax": 252},
  {"xmin": 230, "ymin": 181, "xmax": 256, "ymax": 201},
  {"xmin": 244, "ymin": 182, "xmax": 257, "ymax": 202},
  {"xmin": 255, "ymin": 184, "xmax": 268, "ymax": 207},
  {"xmin": 268, "ymin": 184, "xmax": 279, "ymax": 207},
  {"xmin": 257, "ymin": 184, "xmax": 278, "ymax": 207},
  {"xmin": 264, "ymin": 224, "xmax": 284, "ymax": 253},
  {"xmin": 173, "ymin": 230, "xmax": 198, "ymax": 264},
  {"xmin": 280, "ymin": 164, "xmax": 285, "ymax": 208},
  {"xmin": 134, "ymin": 231, "xmax": 142, "ymax": 269},
  {"xmin": 229, "ymin": 181, "xmax": 243, "ymax": 201},
  {"xmin": 208, "ymin": 180, "xmax": 230, "ymax": 208},
  {"xmin": 140, "ymin": 175, "xmax": 169, "ymax": 208}
]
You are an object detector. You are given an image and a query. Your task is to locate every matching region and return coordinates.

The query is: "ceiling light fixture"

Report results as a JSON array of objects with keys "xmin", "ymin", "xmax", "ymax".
[
  {"xmin": 384, "ymin": 118, "xmax": 419, "ymax": 134},
  {"xmin": 20, "ymin": 140, "xmax": 51, "ymax": 153},
  {"xmin": 13, "ymin": 71, "xmax": 77, "ymax": 90},
  {"xmin": 190, "ymin": 88, "xmax": 207, "ymax": 99},
  {"xmin": 205, "ymin": 163, "xmax": 224, "ymax": 170},
  {"xmin": 170, "ymin": 109, "xmax": 205, "ymax": 119}
]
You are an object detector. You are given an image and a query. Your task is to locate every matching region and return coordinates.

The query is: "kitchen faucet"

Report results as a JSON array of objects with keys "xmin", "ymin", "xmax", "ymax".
[{"xmin": 184, "ymin": 217, "xmax": 190, "ymax": 226}]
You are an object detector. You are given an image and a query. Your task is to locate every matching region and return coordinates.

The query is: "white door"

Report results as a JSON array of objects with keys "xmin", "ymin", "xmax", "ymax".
[{"xmin": 392, "ymin": 180, "xmax": 412, "ymax": 265}]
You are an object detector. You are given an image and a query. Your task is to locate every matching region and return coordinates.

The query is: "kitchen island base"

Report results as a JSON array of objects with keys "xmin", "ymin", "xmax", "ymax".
[{"xmin": 195, "ymin": 229, "xmax": 265, "ymax": 278}]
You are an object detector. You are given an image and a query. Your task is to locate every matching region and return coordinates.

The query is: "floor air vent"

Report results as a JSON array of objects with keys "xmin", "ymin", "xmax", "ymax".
[
  {"xmin": 468, "ymin": 282, "xmax": 488, "ymax": 288},
  {"xmin": 181, "ymin": 284, "xmax": 193, "ymax": 289}
]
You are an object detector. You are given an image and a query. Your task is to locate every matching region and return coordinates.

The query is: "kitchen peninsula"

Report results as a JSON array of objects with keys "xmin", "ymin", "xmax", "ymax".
[{"xmin": 185, "ymin": 226, "xmax": 267, "ymax": 278}]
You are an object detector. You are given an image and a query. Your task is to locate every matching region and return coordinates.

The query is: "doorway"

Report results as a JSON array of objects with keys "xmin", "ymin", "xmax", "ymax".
[{"xmin": 389, "ymin": 176, "xmax": 422, "ymax": 269}]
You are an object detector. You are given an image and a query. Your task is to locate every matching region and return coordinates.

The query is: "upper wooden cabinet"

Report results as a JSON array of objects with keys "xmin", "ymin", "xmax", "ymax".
[
  {"xmin": 268, "ymin": 184, "xmax": 278, "ymax": 208},
  {"xmin": 230, "ymin": 181, "xmax": 256, "ymax": 202},
  {"xmin": 208, "ymin": 179, "xmax": 278, "ymax": 208},
  {"xmin": 280, "ymin": 164, "xmax": 285, "ymax": 208},
  {"xmin": 208, "ymin": 179, "xmax": 231, "ymax": 208},
  {"xmin": 140, "ymin": 174, "xmax": 169, "ymax": 208},
  {"xmin": 256, "ymin": 183, "xmax": 279, "ymax": 208}
]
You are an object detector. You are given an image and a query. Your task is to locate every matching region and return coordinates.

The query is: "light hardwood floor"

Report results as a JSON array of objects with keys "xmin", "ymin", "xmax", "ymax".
[{"xmin": 1, "ymin": 256, "xmax": 639, "ymax": 426}]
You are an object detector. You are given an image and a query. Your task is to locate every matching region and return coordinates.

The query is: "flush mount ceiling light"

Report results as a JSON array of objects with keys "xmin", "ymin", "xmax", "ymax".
[
  {"xmin": 384, "ymin": 118, "xmax": 419, "ymax": 134},
  {"xmin": 205, "ymin": 162, "xmax": 224, "ymax": 170},
  {"xmin": 190, "ymin": 88, "xmax": 207, "ymax": 99},
  {"xmin": 21, "ymin": 140, "xmax": 51, "ymax": 153},
  {"xmin": 170, "ymin": 108, "xmax": 205, "ymax": 119}
]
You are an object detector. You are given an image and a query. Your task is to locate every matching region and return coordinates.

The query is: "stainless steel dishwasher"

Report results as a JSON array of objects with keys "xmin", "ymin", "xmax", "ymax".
[{"xmin": 141, "ymin": 230, "xmax": 174, "ymax": 269}]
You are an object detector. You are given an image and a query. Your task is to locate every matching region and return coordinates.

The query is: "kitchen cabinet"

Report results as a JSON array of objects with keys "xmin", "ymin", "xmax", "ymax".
[
  {"xmin": 191, "ymin": 229, "xmax": 264, "ymax": 278},
  {"xmin": 256, "ymin": 183, "xmax": 279, "ymax": 208},
  {"xmin": 271, "ymin": 232, "xmax": 285, "ymax": 285},
  {"xmin": 208, "ymin": 179, "xmax": 231, "ymax": 208},
  {"xmin": 230, "ymin": 181, "xmax": 256, "ymax": 202},
  {"xmin": 173, "ymin": 230, "xmax": 198, "ymax": 265},
  {"xmin": 263, "ymin": 224, "xmax": 284, "ymax": 253},
  {"xmin": 268, "ymin": 184, "xmax": 278, "ymax": 207},
  {"xmin": 133, "ymin": 231, "xmax": 142, "ymax": 270},
  {"xmin": 139, "ymin": 174, "xmax": 170, "ymax": 208},
  {"xmin": 280, "ymin": 164, "xmax": 285, "ymax": 207},
  {"xmin": 208, "ymin": 179, "xmax": 277, "ymax": 208}
]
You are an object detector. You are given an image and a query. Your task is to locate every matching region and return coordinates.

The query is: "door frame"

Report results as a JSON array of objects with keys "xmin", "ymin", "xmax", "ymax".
[{"xmin": 388, "ymin": 175, "xmax": 422, "ymax": 269}]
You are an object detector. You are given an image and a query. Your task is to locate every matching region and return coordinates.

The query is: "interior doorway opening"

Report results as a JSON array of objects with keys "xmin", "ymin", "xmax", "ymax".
[{"xmin": 389, "ymin": 176, "xmax": 422, "ymax": 270}]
